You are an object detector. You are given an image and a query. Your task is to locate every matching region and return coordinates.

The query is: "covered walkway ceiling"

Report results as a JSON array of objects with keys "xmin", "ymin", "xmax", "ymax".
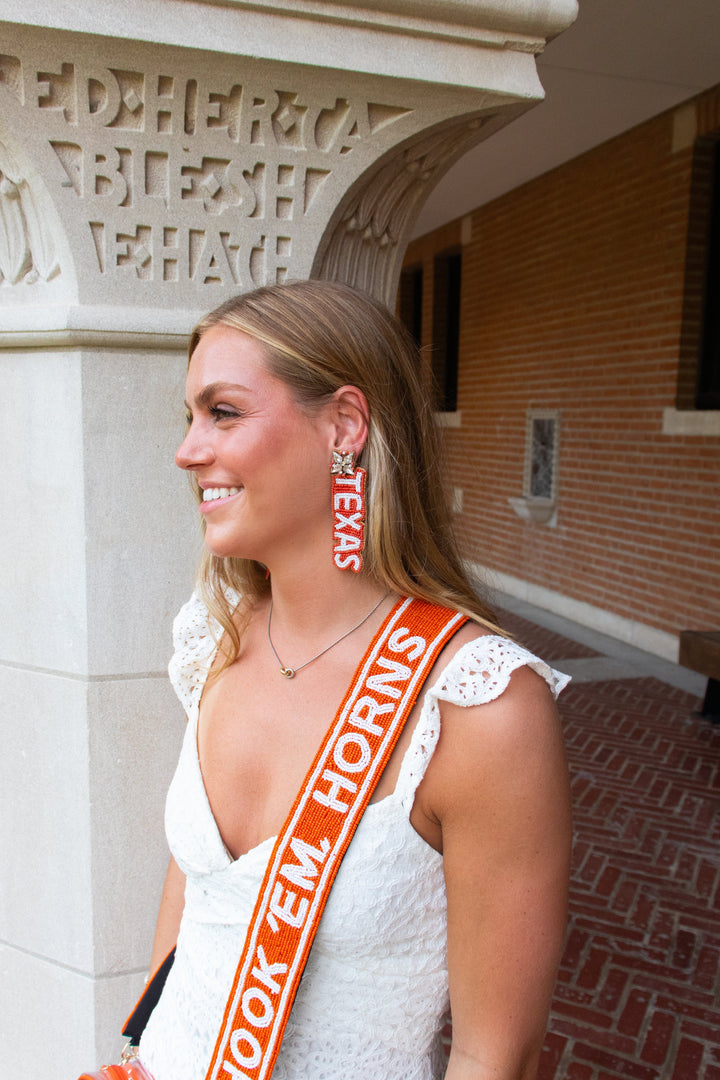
[{"xmin": 415, "ymin": 0, "xmax": 720, "ymax": 236}]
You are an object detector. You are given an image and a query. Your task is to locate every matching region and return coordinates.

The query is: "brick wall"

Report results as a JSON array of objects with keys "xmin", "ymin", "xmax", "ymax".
[{"xmin": 403, "ymin": 86, "xmax": 720, "ymax": 640}]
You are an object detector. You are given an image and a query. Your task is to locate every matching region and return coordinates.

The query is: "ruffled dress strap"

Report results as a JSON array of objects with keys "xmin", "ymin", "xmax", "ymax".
[
  {"xmin": 393, "ymin": 633, "xmax": 570, "ymax": 813},
  {"xmin": 167, "ymin": 590, "xmax": 225, "ymax": 719}
]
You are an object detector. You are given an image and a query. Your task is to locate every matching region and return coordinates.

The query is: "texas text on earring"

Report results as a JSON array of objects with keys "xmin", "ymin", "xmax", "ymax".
[{"xmin": 331, "ymin": 450, "xmax": 366, "ymax": 573}]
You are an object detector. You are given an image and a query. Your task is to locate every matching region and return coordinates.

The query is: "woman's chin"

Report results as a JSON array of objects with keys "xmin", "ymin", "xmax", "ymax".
[
  {"xmin": 202, "ymin": 529, "xmax": 252, "ymax": 560},
  {"xmin": 204, "ymin": 541, "xmax": 253, "ymax": 560}
]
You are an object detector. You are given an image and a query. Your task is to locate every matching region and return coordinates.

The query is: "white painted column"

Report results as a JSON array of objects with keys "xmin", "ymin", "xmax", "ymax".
[
  {"xmin": 0, "ymin": 3, "xmax": 577, "ymax": 1074},
  {"xmin": 0, "ymin": 343, "xmax": 196, "ymax": 1072}
]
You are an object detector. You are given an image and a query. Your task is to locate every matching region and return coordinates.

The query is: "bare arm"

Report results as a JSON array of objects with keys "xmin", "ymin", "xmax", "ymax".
[
  {"xmin": 428, "ymin": 666, "xmax": 572, "ymax": 1080},
  {"xmin": 148, "ymin": 855, "xmax": 186, "ymax": 975}
]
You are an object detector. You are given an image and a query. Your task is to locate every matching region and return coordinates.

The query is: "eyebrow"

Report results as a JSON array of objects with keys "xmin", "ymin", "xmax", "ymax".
[{"xmin": 186, "ymin": 381, "xmax": 251, "ymax": 409}]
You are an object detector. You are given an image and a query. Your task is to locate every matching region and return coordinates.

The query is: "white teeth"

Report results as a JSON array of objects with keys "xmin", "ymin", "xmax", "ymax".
[{"xmin": 202, "ymin": 486, "xmax": 239, "ymax": 502}]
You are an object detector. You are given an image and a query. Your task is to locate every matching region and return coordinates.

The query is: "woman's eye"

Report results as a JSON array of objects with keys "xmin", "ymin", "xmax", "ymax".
[{"xmin": 211, "ymin": 406, "xmax": 239, "ymax": 421}]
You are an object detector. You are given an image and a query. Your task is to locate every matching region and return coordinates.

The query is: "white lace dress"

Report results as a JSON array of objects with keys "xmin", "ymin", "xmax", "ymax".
[{"xmin": 139, "ymin": 594, "xmax": 569, "ymax": 1080}]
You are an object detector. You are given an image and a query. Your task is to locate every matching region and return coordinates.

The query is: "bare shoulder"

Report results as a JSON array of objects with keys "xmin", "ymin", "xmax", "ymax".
[
  {"xmin": 418, "ymin": 621, "xmax": 570, "ymax": 834},
  {"xmin": 423, "ymin": 626, "xmax": 572, "ymax": 1078}
]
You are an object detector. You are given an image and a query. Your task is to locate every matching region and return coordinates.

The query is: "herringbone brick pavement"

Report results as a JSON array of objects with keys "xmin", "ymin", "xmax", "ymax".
[{"xmin": 503, "ymin": 614, "xmax": 720, "ymax": 1080}]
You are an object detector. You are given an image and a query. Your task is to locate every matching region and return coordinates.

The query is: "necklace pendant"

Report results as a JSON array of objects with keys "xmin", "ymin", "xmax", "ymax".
[{"xmin": 266, "ymin": 592, "xmax": 389, "ymax": 684}]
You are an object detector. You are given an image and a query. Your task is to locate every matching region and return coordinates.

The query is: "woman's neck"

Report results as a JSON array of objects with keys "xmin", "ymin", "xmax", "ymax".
[{"xmin": 263, "ymin": 560, "xmax": 390, "ymax": 646}]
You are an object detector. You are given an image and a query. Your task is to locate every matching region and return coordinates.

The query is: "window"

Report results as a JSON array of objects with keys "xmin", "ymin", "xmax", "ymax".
[
  {"xmin": 698, "ymin": 138, "xmax": 720, "ymax": 409},
  {"xmin": 508, "ymin": 409, "xmax": 560, "ymax": 525},
  {"xmin": 431, "ymin": 249, "xmax": 461, "ymax": 413},
  {"xmin": 398, "ymin": 264, "xmax": 423, "ymax": 347},
  {"xmin": 678, "ymin": 134, "xmax": 720, "ymax": 412},
  {"xmin": 526, "ymin": 413, "xmax": 558, "ymax": 500}
]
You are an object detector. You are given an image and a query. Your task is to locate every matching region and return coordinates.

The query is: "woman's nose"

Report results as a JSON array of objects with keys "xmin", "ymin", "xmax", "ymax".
[{"xmin": 175, "ymin": 423, "xmax": 214, "ymax": 471}]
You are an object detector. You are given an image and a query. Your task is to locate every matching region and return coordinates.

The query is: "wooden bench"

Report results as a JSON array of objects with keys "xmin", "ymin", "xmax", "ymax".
[{"xmin": 679, "ymin": 630, "xmax": 720, "ymax": 722}]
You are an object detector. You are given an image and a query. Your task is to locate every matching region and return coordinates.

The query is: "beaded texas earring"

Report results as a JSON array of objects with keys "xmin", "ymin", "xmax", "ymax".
[{"xmin": 331, "ymin": 450, "xmax": 367, "ymax": 573}]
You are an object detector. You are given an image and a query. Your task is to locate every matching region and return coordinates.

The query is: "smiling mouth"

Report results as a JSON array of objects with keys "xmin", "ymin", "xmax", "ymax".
[{"xmin": 202, "ymin": 486, "xmax": 241, "ymax": 502}]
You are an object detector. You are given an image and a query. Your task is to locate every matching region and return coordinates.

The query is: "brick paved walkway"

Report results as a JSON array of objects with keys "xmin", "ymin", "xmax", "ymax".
[{"xmin": 497, "ymin": 607, "xmax": 720, "ymax": 1080}]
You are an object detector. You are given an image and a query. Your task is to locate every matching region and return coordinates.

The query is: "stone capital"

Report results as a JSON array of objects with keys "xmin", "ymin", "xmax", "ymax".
[
  {"xmin": 3, "ymin": 0, "xmax": 579, "ymax": 86},
  {"xmin": 0, "ymin": 5, "xmax": 576, "ymax": 335}
]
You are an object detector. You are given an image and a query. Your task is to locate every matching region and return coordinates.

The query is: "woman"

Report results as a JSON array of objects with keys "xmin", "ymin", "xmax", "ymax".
[{"xmin": 138, "ymin": 280, "xmax": 572, "ymax": 1080}]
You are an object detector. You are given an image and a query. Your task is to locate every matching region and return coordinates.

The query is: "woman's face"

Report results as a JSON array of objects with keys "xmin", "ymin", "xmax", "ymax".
[{"xmin": 176, "ymin": 324, "xmax": 334, "ymax": 563}]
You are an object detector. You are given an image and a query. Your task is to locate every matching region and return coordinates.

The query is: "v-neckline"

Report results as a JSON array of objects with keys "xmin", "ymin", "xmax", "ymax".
[
  {"xmin": 184, "ymin": 596, "xmax": 463, "ymax": 866},
  {"xmin": 187, "ymin": 602, "xmax": 396, "ymax": 866}
]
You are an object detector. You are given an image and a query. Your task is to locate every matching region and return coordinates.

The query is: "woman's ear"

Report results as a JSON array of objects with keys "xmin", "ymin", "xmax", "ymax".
[{"xmin": 330, "ymin": 385, "xmax": 369, "ymax": 455}]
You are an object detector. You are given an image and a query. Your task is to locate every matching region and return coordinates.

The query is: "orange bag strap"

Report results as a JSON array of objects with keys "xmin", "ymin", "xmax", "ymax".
[{"xmin": 204, "ymin": 596, "xmax": 466, "ymax": 1080}]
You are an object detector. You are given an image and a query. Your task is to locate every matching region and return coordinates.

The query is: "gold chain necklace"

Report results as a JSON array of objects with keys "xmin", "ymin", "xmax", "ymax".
[{"xmin": 267, "ymin": 593, "xmax": 389, "ymax": 679}]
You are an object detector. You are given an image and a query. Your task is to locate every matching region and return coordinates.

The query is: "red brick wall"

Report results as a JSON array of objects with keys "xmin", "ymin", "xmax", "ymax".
[{"xmin": 403, "ymin": 87, "xmax": 720, "ymax": 638}]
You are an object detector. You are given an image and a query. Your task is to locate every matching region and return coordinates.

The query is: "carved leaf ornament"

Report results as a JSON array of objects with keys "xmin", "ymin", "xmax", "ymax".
[
  {"xmin": 317, "ymin": 116, "xmax": 493, "ymax": 299},
  {"xmin": 0, "ymin": 139, "xmax": 60, "ymax": 285}
]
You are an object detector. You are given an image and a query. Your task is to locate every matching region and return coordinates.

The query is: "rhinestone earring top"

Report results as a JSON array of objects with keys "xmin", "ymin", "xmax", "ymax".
[{"xmin": 331, "ymin": 449, "xmax": 357, "ymax": 476}]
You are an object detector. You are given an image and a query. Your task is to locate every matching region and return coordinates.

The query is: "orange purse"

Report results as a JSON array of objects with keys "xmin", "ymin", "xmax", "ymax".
[{"xmin": 78, "ymin": 1045, "xmax": 155, "ymax": 1080}]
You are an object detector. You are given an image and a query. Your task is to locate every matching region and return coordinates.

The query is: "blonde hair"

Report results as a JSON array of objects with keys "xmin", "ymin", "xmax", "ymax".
[{"xmin": 188, "ymin": 280, "xmax": 498, "ymax": 662}]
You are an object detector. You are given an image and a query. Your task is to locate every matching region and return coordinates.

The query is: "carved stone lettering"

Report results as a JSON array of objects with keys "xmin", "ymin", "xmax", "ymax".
[
  {"xmin": 7, "ymin": 55, "xmax": 415, "ymax": 288},
  {"xmin": 0, "ymin": 15, "xmax": 542, "ymax": 303},
  {"xmin": 2, "ymin": 38, "xmax": 474, "ymax": 293},
  {"xmin": 36, "ymin": 62, "xmax": 77, "ymax": 122},
  {"xmin": 0, "ymin": 54, "xmax": 23, "ymax": 101}
]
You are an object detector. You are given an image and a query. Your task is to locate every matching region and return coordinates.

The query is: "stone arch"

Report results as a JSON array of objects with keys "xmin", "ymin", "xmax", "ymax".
[{"xmin": 312, "ymin": 101, "xmax": 528, "ymax": 305}]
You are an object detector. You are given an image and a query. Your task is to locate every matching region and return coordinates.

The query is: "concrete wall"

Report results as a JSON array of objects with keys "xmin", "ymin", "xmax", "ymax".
[{"xmin": 0, "ymin": 343, "xmax": 196, "ymax": 1073}]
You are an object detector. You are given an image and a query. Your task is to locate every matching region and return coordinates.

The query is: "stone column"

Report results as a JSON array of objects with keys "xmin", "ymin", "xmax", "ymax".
[{"xmin": 0, "ymin": 3, "xmax": 576, "ymax": 1075}]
